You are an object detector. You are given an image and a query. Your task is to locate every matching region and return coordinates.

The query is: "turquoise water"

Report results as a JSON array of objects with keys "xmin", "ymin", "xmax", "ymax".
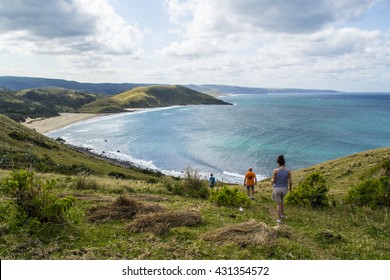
[{"xmin": 47, "ymin": 93, "xmax": 390, "ymax": 183}]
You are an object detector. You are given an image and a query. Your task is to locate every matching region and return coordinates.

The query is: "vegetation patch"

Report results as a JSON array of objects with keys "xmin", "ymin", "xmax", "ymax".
[
  {"xmin": 345, "ymin": 176, "xmax": 390, "ymax": 207},
  {"xmin": 164, "ymin": 166, "xmax": 209, "ymax": 199},
  {"xmin": 209, "ymin": 185, "xmax": 251, "ymax": 207},
  {"xmin": 203, "ymin": 220, "xmax": 278, "ymax": 246},
  {"xmin": 286, "ymin": 172, "xmax": 329, "ymax": 208},
  {"xmin": 126, "ymin": 209, "xmax": 202, "ymax": 235},
  {"xmin": 0, "ymin": 170, "xmax": 75, "ymax": 231},
  {"xmin": 87, "ymin": 195, "xmax": 165, "ymax": 223}
]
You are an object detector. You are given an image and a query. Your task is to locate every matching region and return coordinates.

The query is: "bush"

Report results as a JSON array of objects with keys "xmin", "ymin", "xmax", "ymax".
[
  {"xmin": 163, "ymin": 166, "xmax": 209, "ymax": 199},
  {"xmin": 0, "ymin": 170, "xmax": 75, "ymax": 228},
  {"xmin": 209, "ymin": 186, "xmax": 251, "ymax": 207},
  {"xmin": 345, "ymin": 176, "xmax": 390, "ymax": 208},
  {"xmin": 286, "ymin": 172, "xmax": 329, "ymax": 208},
  {"xmin": 179, "ymin": 166, "xmax": 209, "ymax": 198}
]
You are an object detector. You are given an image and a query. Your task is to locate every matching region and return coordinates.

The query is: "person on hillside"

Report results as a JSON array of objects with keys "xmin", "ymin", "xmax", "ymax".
[
  {"xmin": 244, "ymin": 167, "xmax": 257, "ymax": 200},
  {"xmin": 271, "ymin": 155, "xmax": 293, "ymax": 223},
  {"xmin": 209, "ymin": 173, "xmax": 216, "ymax": 189}
]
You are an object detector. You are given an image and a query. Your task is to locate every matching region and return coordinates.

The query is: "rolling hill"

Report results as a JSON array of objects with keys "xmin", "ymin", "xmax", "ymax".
[
  {"xmin": 0, "ymin": 76, "xmax": 341, "ymax": 96},
  {"xmin": 0, "ymin": 87, "xmax": 103, "ymax": 121},
  {"xmin": 0, "ymin": 76, "xmax": 148, "ymax": 95},
  {"xmin": 1, "ymin": 85, "xmax": 231, "ymax": 119},
  {"xmin": 81, "ymin": 85, "xmax": 232, "ymax": 113}
]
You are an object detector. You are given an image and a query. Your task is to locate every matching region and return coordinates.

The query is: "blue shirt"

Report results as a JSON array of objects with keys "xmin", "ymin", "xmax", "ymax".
[{"xmin": 274, "ymin": 168, "xmax": 289, "ymax": 188}]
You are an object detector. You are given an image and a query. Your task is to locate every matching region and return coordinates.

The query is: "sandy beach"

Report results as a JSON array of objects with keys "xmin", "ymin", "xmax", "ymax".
[{"xmin": 21, "ymin": 113, "xmax": 101, "ymax": 134}]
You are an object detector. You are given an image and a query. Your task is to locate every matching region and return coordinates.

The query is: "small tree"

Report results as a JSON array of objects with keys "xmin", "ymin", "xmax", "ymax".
[{"xmin": 286, "ymin": 172, "xmax": 329, "ymax": 208}]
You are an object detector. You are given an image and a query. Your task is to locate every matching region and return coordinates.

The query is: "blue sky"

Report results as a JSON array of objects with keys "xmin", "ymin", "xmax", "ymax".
[{"xmin": 0, "ymin": 0, "xmax": 390, "ymax": 92}]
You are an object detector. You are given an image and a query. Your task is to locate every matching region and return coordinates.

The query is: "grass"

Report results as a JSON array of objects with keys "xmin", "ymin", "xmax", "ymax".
[{"xmin": 1, "ymin": 147, "xmax": 389, "ymax": 260}]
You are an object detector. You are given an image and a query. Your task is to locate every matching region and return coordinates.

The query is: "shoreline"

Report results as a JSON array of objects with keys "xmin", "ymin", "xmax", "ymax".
[
  {"xmin": 21, "ymin": 113, "xmax": 102, "ymax": 134},
  {"xmin": 21, "ymin": 108, "xmax": 149, "ymax": 134}
]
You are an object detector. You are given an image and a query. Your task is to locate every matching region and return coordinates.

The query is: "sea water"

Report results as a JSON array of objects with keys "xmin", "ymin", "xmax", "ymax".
[{"xmin": 47, "ymin": 93, "xmax": 390, "ymax": 183}]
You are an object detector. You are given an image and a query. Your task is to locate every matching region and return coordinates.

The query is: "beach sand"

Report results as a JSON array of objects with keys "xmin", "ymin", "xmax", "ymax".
[{"xmin": 21, "ymin": 113, "xmax": 101, "ymax": 134}]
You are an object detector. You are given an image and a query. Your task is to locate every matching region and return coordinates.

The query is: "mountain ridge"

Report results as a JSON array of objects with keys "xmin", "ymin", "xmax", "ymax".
[{"xmin": 0, "ymin": 76, "xmax": 341, "ymax": 95}]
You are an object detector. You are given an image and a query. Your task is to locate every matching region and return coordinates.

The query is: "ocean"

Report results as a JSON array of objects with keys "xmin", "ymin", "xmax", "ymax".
[{"xmin": 47, "ymin": 93, "xmax": 390, "ymax": 183}]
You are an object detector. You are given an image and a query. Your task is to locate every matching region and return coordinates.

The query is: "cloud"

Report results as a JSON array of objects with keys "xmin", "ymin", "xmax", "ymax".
[
  {"xmin": 159, "ymin": 38, "xmax": 226, "ymax": 58},
  {"xmin": 0, "ymin": 0, "xmax": 144, "ymax": 57},
  {"xmin": 160, "ymin": 0, "xmax": 379, "ymax": 60},
  {"xmin": 151, "ymin": 25, "xmax": 390, "ymax": 90},
  {"xmin": 165, "ymin": 0, "xmax": 377, "ymax": 36}
]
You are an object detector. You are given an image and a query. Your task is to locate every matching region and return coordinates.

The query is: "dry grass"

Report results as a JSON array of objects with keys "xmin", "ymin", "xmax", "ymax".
[
  {"xmin": 87, "ymin": 195, "xmax": 164, "ymax": 222},
  {"xmin": 126, "ymin": 209, "xmax": 203, "ymax": 235},
  {"xmin": 203, "ymin": 220, "xmax": 279, "ymax": 246}
]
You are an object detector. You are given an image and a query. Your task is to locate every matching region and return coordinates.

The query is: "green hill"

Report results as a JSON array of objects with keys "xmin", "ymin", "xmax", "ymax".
[
  {"xmin": 81, "ymin": 85, "xmax": 231, "ymax": 113},
  {"xmin": 0, "ymin": 87, "xmax": 102, "ymax": 121},
  {"xmin": 16, "ymin": 88, "xmax": 100, "ymax": 112},
  {"xmin": 0, "ymin": 88, "xmax": 56, "ymax": 122}
]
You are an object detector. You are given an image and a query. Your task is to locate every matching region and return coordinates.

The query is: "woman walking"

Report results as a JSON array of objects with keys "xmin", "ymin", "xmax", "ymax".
[{"xmin": 271, "ymin": 155, "xmax": 292, "ymax": 223}]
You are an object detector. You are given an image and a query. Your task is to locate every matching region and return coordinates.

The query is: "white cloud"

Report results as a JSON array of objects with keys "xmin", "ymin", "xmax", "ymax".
[
  {"xmin": 159, "ymin": 38, "xmax": 226, "ymax": 58},
  {"xmin": 0, "ymin": 0, "xmax": 144, "ymax": 57},
  {"xmin": 166, "ymin": 0, "xmax": 377, "ymax": 35},
  {"xmin": 155, "ymin": 0, "xmax": 390, "ymax": 91},
  {"xmin": 160, "ymin": 0, "xmax": 379, "ymax": 59}
]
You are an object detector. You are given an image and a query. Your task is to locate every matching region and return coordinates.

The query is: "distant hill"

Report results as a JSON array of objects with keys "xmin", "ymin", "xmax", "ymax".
[
  {"xmin": 81, "ymin": 85, "xmax": 232, "ymax": 113},
  {"xmin": 0, "ymin": 87, "xmax": 57, "ymax": 121},
  {"xmin": 0, "ymin": 76, "xmax": 151, "ymax": 95},
  {"xmin": 0, "ymin": 84, "xmax": 230, "ymax": 120},
  {"xmin": 0, "ymin": 76, "xmax": 340, "ymax": 96},
  {"xmin": 0, "ymin": 87, "xmax": 102, "ymax": 121},
  {"xmin": 186, "ymin": 84, "xmax": 340, "ymax": 95}
]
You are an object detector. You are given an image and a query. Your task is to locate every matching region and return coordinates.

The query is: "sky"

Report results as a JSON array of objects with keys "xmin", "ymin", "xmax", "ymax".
[{"xmin": 1, "ymin": 0, "xmax": 390, "ymax": 92}]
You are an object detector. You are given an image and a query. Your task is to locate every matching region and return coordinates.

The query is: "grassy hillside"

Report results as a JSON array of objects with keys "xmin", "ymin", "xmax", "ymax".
[
  {"xmin": 81, "ymin": 85, "xmax": 231, "ymax": 112},
  {"xmin": 0, "ymin": 88, "xmax": 56, "ymax": 122},
  {"xmin": 0, "ymin": 125, "xmax": 389, "ymax": 260},
  {"xmin": 0, "ymin": 87, "xmax": 102, "ymax": 121},
  {"xmin": 16, "ymin": 88, "xmax": 100, "ymax": 112},
  {"xmin": 0, "ymin": 114, "xmax": 159, "ymax": 180}
]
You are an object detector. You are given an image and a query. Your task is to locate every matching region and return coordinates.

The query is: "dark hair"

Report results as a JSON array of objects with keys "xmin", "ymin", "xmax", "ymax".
[{"xmin": 277, "ymin": 155, "xmax": 285, "ymax": 166}]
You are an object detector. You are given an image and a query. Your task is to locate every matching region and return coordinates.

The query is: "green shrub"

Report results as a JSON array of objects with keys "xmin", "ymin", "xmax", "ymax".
[
  {"xmin": 0, "ymin": 169, "xmax": 75, "ymax": 227},
  {"xmin": 163, "ymin": 166, "xmax": 209, "ymax": 199},
  {"xmin": 182, "ymin": 166, "xmax": 209, "ymax": 198},
  {"xmin": 345, "ymin": 176, "xmax": 390, "ymax": 207},
  {"xmin": 209, "ymin": 185, "xmax": 251, "ymax": 207},
  {"xmin": 286, "ymin": 172, "xmax": 329, "ymax": 208}
]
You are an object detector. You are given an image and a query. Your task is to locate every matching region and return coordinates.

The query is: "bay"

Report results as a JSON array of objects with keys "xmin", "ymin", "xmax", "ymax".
[{"xmin": 47, "ymin": 93, "xmax": 390, "ymax": 183}]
